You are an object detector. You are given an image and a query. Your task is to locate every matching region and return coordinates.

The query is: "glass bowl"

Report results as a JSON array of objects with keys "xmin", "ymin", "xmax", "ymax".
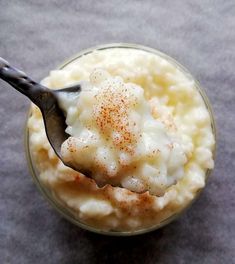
[{"xmin": 25, "ymin": 43, "xmax": 216, "ymax": 236}]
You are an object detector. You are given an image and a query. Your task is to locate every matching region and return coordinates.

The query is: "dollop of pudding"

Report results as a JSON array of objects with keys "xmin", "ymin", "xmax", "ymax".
[{"xmin": 58, "ymin": 69, "xmax": 187, "ymax": 195}]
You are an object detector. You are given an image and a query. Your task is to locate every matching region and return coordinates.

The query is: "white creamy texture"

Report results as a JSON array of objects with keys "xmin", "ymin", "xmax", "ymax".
[
  {"xmin": 28, "ymin": 48, "xmax": 215, "ymax": 231},
  {"xmin": 58, "ymin": 69, "xmax": 187, "ymax": 195}
]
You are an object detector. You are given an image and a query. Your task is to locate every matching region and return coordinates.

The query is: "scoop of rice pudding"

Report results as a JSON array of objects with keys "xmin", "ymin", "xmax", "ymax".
[
  {"xmin": 28, "ymin": 48, "xmax": 215, "ymax": 231},
  {"xmin": 58, "ymin": 69, "xmax": 187, "ymax": 196}
]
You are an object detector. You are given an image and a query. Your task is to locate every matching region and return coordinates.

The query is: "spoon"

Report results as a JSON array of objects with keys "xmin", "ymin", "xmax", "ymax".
[
  {"xmin": 0, "ymin": 57, "xmax": 170, "ymax": 196},
  {"xmin": 0, "ymin": 57, "xmax": 82, "ymax": 170}
]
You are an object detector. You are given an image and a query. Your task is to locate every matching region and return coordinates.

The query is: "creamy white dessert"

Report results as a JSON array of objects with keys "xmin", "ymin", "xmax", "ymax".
[
  {"xmin": 58, "ymin": 69, "xmax": 187, "ymax": 196},
  {"xmin": 28, "ymin": 47, "xmax": 215, "ymax": 232}
]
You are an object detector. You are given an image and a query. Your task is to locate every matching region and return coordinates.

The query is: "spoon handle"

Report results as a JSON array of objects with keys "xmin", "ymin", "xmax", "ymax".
[{"xmin": 0, "ymin": 57, "xmax": 50, "ymax": 108}]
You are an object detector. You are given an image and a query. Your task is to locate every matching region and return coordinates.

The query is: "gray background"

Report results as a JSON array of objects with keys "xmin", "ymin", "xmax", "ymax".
[{"xmin": 0, "ymin": 0, "xmax": 234, "ymax": 263}]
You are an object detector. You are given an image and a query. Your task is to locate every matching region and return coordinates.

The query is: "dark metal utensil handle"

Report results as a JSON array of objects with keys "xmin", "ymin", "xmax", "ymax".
[{"xmin": 0, "ymin": 57, "xmax": 51, "ymax": 108}]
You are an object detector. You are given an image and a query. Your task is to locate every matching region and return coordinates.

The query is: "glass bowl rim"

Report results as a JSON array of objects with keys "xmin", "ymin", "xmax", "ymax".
[{"xmin": 25, "ymin": 42, "xmax": 217, "ymax": 236}]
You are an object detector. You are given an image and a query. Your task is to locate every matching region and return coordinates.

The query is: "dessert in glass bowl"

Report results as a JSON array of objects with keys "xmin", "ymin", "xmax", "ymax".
[{"xmin": 26, "ymin": 43, "xmax": 216, "ymax": 235}]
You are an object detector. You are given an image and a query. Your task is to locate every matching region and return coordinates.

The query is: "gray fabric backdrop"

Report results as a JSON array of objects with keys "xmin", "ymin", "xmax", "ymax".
[{"xmin": 1, "ymin": 1, "xmax": 234, "ymax": 263}]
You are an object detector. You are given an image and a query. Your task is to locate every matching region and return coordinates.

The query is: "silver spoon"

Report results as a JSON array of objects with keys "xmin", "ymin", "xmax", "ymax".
[
  {"xmin": 0, "ymin": 57, "xmax": 88, "ymax": 173},
  {"xmin": 0, "ymin": 57, "xmax": 168, "ymax": 195}
]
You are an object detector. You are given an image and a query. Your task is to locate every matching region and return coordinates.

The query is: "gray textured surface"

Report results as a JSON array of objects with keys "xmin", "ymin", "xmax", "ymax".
[{"xmin": 0, "ymin": 1, "xmax": 234, "ymax": 263}]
